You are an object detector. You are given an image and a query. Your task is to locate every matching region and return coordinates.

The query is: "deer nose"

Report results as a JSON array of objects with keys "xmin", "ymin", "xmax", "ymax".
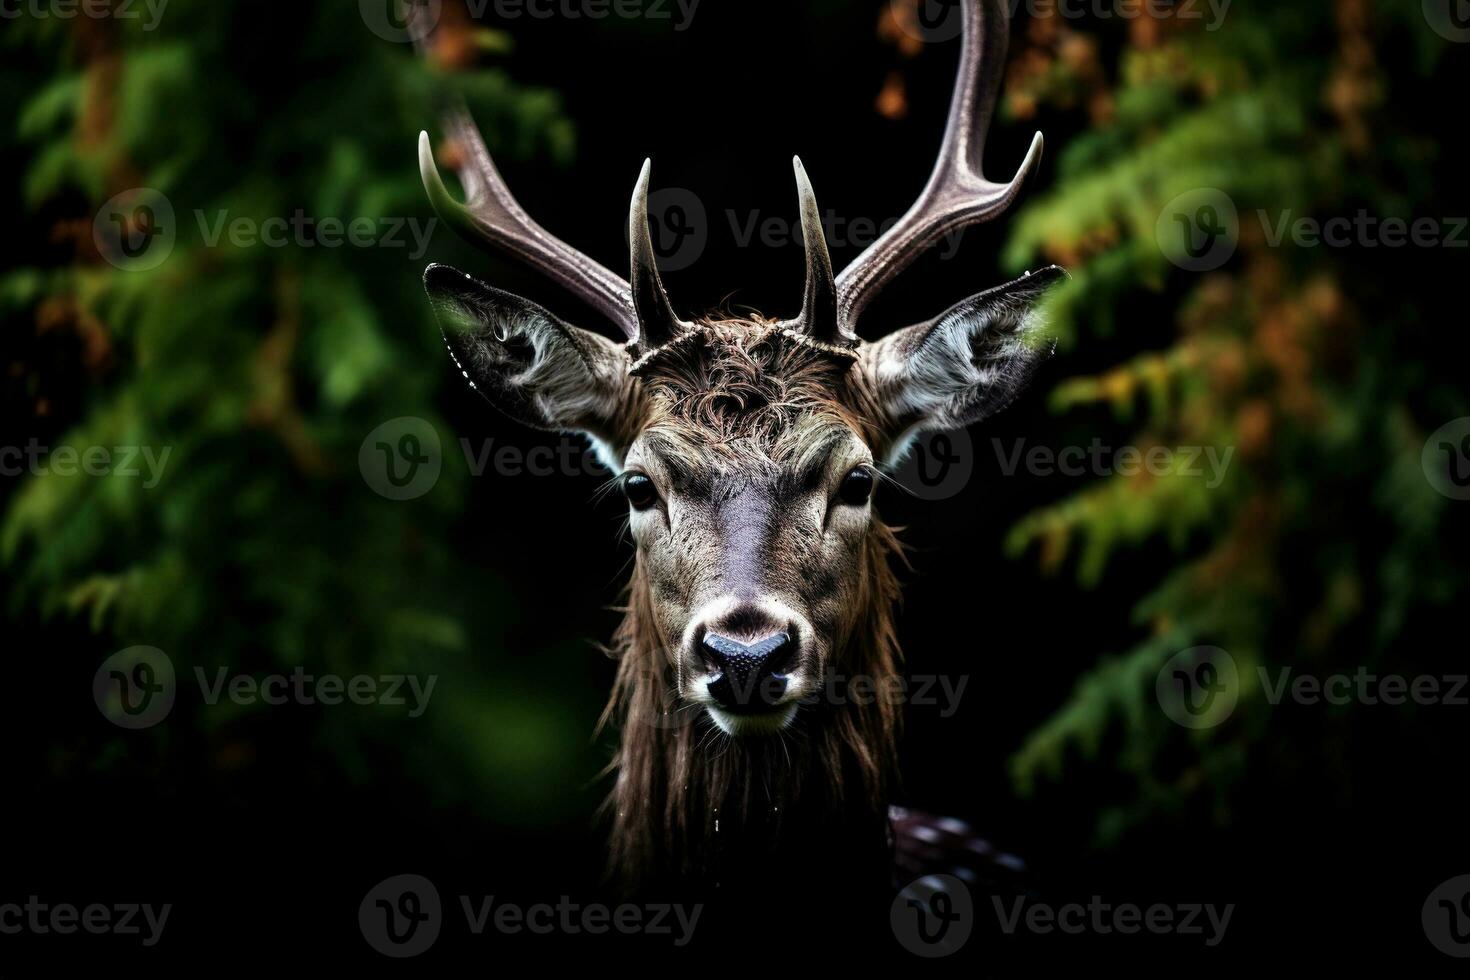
[{"xmin": 701, "ymin": 632, "xmax": 794, "ymax": 711}]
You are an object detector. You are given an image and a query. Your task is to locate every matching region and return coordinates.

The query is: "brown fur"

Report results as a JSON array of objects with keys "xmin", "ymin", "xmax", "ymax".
[{"xmin": 597, "ymin": 319, "xmax": 907, "ymax": 883}]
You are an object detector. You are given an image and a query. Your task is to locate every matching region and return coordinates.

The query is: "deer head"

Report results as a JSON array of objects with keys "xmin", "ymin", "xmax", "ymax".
[{"xmin": 418, "ymin": 0, "xmax": 1064, "ymax": 877}]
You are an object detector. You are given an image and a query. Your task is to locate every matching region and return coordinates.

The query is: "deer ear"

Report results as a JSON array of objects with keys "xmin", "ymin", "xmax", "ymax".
[
  {"xmin": 861, "ymin": 266, "xmax": 1067, "ymax": 466},
  {"xmin": 424, "ymin": 264, "xmax": 639, "ymax": 460}
]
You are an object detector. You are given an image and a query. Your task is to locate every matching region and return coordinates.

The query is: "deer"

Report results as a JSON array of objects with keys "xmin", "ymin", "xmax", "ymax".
[{"xmin": 415, "ymin": 0, "xmax": 1064, "ymax": 899}]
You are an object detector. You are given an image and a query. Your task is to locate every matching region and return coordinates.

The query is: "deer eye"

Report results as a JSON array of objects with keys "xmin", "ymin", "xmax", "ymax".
[
  {"xmin": 837, "ymin": 468, "xmax": 874, "ymax": 506},
  {"xmin": 623, "ymin": 473, "xmax": 659, "ymax": 511}
]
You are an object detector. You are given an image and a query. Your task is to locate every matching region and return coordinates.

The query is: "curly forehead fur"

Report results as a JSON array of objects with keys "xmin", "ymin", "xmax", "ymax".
[{"xmin": 632, "ymin": 318, "xmax": 878, "ymax": 463}]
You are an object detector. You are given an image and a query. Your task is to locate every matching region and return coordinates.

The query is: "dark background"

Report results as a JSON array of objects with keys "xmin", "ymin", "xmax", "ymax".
[{"xmin": 3, "ymin": 0, "xmax": 1468, "ymax": 969}]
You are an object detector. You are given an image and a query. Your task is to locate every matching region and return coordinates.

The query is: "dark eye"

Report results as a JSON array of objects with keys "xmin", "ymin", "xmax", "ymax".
[
  {"xmin": 837, "ymin": 468, "xmax": 874, "ymax": 506},
  {"xmin": 623, "ymin": 473, "xmax": 659, "ymax": 511}
]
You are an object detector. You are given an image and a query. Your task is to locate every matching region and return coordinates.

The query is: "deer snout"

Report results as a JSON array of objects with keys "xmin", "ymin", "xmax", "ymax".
[{"xmin": 699, "ymin": 631, "xmax": 796, "ymax": 712}]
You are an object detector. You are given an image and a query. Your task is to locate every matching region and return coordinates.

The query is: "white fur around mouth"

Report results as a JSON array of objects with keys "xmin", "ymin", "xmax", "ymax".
[{"xmin": 706, "ymin": 702, "xmax": 799, "ymax": 736}]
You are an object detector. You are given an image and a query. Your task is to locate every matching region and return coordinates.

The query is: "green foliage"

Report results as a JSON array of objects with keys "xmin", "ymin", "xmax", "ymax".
[
  {"xmin": 1, "ymin": 10, "xmax": 590, "ymax": 817},
  {"xmin": 1000, "ymin": 2, "xmax": 1467, "ymax": 845}
]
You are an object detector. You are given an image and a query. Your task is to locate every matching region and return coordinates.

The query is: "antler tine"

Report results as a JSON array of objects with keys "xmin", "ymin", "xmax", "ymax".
[
  {"xmin": 418, "ymin": 123, "xmax": 639, "ymax": 341},
  {"xmin": 629, "ymin": 159, "xmax": 693, "ymax": 351},
  {"xmin": 412, "ymin": 10, "xmax": 638, "ymax": 340},
  {"xmin": 778, "ymin": 156, "xmax": 845, "ymax": 346},
  {"xmin": 835, "ymin": 0, "xmax": 1044, "ymax": 335}
]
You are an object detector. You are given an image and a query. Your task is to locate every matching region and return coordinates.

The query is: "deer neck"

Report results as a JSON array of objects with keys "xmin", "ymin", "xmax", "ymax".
[{"xmin": 603, "ymin": 521, "xmax": 906, "ymax": 887}]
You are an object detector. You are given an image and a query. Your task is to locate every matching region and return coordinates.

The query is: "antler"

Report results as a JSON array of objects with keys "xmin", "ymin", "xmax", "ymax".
[
  {"xmin": 418, "ymin": 120, "xmax": 640, "ymax": 341},
  {"xmin": 834, "ymin": 0, "xmax": 1044, "ymax": 338},
  {"xmin": 413, "ymin": 0, "xmax": 1036, "ymax": 356},
  {"xmin": 412, "ymin": 0, "xmax": 643, "ymax": 339},
  {"xmin": 776, "ymin": 156, "xmax": 846, "ymax": 348},
  {"xmin": 629, "ymin": 159, "xmax": 695, "ymax": 351}
]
